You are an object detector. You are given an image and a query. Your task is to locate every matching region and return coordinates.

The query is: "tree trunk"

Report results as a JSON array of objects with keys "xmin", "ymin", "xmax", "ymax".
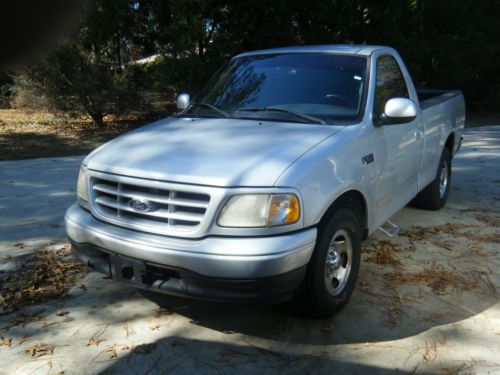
[
  {"xmin": 89, "ymin": 111, "xmax": 105, "ymax": 127},
  {"xmin": 116, "ymin": 35, "xmax": 123, "ymax": 68}
]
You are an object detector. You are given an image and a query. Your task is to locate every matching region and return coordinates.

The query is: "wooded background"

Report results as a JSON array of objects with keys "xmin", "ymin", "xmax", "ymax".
[{"xmin": 1, "ymin": 0, "xmax": 499, "ymax": 126}]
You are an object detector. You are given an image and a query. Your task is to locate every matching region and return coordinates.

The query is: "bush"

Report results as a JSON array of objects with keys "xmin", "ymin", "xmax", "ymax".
[{"xmin": 12, "ymin": 42, "xmax": 150, "ymax": 127}]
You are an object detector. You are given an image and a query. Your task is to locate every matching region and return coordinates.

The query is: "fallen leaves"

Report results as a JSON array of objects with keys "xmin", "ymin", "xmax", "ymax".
[
  {"xmin": 40, "ymin": 321, "xmax": 56, "ymax": 328},
  {"xmin": 0, "ymin": 243, "xmax": 87, "ymax": 313},
  {"xmin": 122, "ymin": 322, "xmax": 133, "ymax": 338},
  {"xmin": 149, "ymin": 322, "xmax": 161, "ymax": 331},
  {"xmin": 18, "ymin": 336, "xmax": 30, "ymax": 345},
  {"xmin": 87, "ymin": 338, "xmax": 106, "ymax": 347},
  {"xmin": 405, "ymin": 334, "xmax": 450, "ymax": 367},
  {"xmin": 93, "ymin": 342, "xmax": 157, "ymax": 361},
  {"xmin": 361, "ymin": 218, "xmax": 498, "ymax": 328},
  {"xmin": 55, "ymin": 309, "xmax": 69, "ymax": 317},
  {"xmin": 320, "ymin": 324, "xmax": 334, "ymax": 333},
  {"xmin": 155, "ymin": 307, "xmax": 174, "ymax": 318},
  {"xmin": 132, "ymin": 343, "xmax": 157, "ymax": 355},
  {"xmin": 103, "ymin": 344, "xmax": 118, "ymax": 359},
  {"xmin": 0, "ymin": 108, "xmax": 149, "ymax": 161},
  {"xmin": 410, "ymin": 224, "xmax": 499, "ymax": 244},
  {"xmin": 25, "ymin": 343, "xmax": 54, "ymax": 358},
  {"xmin": 365, "ymin": 240, "xmax": 401, "ymax": 266},
  {"xmin": 441, "ymin": 363, "xmax": 475, "ymax": 375},
  {"xmin": 9, "ymin": 313, "xmax": 43, "ymax": 327},
  {"xmin": 475, "ymin": 214, "xmax": 500, "ymax": 227},
  {"xmin": 386, "ymin": 268, "xmax": 479, "ymax": 295},
  {"xmin": 0, "ymin": 337, "xmax": 12, "ymax": 347},
  {"xmin": 432, "ymin": 240, "xmax": 454, "ymax": 252}
]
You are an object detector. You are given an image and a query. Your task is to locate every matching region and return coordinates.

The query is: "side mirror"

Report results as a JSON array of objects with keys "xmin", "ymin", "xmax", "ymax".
[
  {"xmin": 176, "ymin": 93, "xmax": 190, "ymax": 110},
  {"xmin": 379, "ymin": 98, "xmax": 417, "ymax": 125}
]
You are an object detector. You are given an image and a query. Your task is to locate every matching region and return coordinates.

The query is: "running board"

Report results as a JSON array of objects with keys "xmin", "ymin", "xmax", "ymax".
[{"xmin": 378, "ymin": 220, "xmax": 400, "ymax": 237}]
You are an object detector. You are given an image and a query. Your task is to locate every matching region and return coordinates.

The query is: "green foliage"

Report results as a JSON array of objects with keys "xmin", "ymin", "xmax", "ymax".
[
  {"xmin": 12, "ymin": 0, "xmax": 500, "ymax": 124},
  {"xmin": 13, "ymin": 0, "xmax": 148, "ymax": 126},
  {"xmin": 15, "ymin": 43, "xmax": 147, "ymax": 127},
  {"xmin": 140, "ymin": 0, "xmax": 500, "ymax": 105}
]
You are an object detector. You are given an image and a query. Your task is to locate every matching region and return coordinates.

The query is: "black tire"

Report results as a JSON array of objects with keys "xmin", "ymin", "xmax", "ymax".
[
  {"xmin": 289, "ymin": 209, "xmax": 362, "ymax": 318},
  {"xmin": 412, "ymin": 147, "xmax": 452, "ymax": 210}
]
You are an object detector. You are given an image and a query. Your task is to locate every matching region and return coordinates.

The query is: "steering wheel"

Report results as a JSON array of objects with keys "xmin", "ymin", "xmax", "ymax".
[{"xmin": 324, "ymin": 94, "xmax": 354, "ymax": 107}]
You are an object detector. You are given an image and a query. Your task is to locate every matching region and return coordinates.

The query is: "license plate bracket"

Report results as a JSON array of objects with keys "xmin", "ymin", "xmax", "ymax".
[{"xmin": 110, "ymin": 255, "xmax": 147, "ymax": 286}]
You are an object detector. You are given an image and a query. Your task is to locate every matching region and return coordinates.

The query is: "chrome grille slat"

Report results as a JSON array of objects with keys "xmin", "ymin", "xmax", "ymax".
[
  {"xmin": 93, "ymin": 183, "xmax": 209, "ymax": 208},
  {"xmin": 95, "ymin": 196, "xmax": 204, "ymax": 221},
  {"xmin": 89, "ymin": 176, "xmax": 210, "ymax": 234}
]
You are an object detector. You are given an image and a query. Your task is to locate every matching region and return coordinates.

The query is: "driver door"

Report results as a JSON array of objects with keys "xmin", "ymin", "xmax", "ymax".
[{"xmin": 371, "ymin": 54, "xmax": 423, "ymax": 224}]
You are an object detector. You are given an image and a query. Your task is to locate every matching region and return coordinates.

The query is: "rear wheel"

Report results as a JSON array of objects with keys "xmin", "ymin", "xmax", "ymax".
[
  {"xmin": 290, "ymin": 209, "xmax": 361, "ymax": 318},
  {"xmin": 413, "ymin": 147, "xmax": 452, "ymax": 210}
]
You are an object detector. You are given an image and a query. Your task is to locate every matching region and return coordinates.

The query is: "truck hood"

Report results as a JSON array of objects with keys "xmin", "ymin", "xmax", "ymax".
[{"xmin": 85, "ymin": 117, "xmax": 343, "ymax": 187}]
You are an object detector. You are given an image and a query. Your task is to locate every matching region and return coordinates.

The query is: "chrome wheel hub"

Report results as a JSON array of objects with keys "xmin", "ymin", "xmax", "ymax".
[
  {"xmin": 439, "ymin": 161, "xmax": 448, "ymax": 198},
  {"xmin": 325, "ymin": 229, "xmax": 353, "ymax": 296}
]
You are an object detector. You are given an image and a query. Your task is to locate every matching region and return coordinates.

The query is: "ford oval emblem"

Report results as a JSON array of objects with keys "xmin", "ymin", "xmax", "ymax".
[{"xmin": 128, "ymin": 198, "xmax": 154, "ymax": 213}]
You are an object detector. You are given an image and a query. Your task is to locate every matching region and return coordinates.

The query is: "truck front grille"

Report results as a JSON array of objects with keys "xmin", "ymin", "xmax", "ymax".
[{"xmin": 90, "ymin": 176, "xmax": 210, "ymax": 234}]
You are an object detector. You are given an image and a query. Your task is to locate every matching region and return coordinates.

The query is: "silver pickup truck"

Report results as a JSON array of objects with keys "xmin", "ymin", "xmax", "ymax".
[{"xmin": 65, "ymin": 45, "xmax": 465, "ymax": 317}]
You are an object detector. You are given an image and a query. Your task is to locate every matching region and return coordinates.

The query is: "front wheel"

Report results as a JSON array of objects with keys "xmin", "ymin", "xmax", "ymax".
[
  {"xmin": 413, "ymin": 147, "xmax": 452, "ymax": 210},
  {"xmin": 290, "ymin": 209, "xmax": 362, "ymax": 318}
]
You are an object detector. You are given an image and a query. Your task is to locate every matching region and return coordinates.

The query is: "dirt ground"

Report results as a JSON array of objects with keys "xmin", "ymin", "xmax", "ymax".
[
  {"xmin": 0, "ymin": 109, "xmax": 167, "ymax": 161},
  {"xmin": 0, "ymin": 126, "xmax": 499, "ymax": 374}
]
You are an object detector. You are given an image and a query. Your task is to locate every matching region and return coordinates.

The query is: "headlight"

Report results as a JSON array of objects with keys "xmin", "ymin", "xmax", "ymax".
[
  {"xmin": 77, "ymin": 165, "xmax": 88, "ymax": 204},
  {"xmin": 218, "ymin": 193, "xmax": 300, "ymax": 228}
]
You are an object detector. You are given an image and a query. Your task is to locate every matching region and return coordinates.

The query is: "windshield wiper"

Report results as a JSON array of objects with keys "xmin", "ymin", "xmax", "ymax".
[
  {"xmin": 187, "ymin": 102, "xmax": 230, "ymax": 118},
  {"xmin": 238, "ymin": 107, "xmax": 326, "ymax": 125}
]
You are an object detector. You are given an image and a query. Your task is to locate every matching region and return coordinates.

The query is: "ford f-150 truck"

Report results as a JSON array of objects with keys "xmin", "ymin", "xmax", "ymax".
[{"xmin": 65, "ymin": 45, "xmax": 465, "ymax": 317}]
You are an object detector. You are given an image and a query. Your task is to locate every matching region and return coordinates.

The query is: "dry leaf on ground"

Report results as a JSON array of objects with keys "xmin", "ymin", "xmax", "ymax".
[
  {"xmin": 103, "ymin": 344, "xmax": 118, "ymax": 360},
  {"xmin": 386, "ymin": 269, "xmax": 479, "ymax": 295},
  {"xmin": 18, "ymin": 336, "xmax": 30, "ymax": 345},
  {"xmin": 365, "ymin": 240, "xmax": 401, "ymax": 266},
  {"xmin": 25, "ymin": 343, "xmax": 54, "ymax": 358},
  {"xmin": 87, "ymin": 338, "xmax": 106, "ymax": 347},
  {"xmin": 132, "ymin": 343, "xmax": 157, "ymax": 355},
  {"xmin": 0, "ymin": 243, "xmax": 87, "ymax": 313},
  {"xmin": 0, "ymin": 337, "xmax": 12, "ymax": 347},
  {"xmin": 56, "ymin": 309, "xmax": 69, "ymax": 317}
]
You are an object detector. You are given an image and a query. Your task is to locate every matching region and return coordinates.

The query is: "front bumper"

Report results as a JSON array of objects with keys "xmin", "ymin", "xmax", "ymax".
[{"xmin": 65, "ymin": 204, "xmax": 316, "ymax": 302}]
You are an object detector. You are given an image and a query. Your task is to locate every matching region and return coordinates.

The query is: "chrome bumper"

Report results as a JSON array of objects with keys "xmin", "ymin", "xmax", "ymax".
[{"xmin": 65, "ymin": 203, "xmax": 316, "ymax": 279}]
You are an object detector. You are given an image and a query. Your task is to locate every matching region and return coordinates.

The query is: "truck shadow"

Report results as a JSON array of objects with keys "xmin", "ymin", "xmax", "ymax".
[
  {"xmin": 126, "ymin": 270, "xmax": 497, "ymax": 347},
  {"xmin": 97, "ymin": 336, "xmax": 423, "ymax": 375},
  {"xmin": 93, "ymin": 283, "xmax": 498, "ymax": 374}
]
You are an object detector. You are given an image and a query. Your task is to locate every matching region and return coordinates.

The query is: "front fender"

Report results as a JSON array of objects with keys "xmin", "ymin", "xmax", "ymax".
[{"xmin": 274, "ymin": 124, "xmax": 376, "ymax": 230}]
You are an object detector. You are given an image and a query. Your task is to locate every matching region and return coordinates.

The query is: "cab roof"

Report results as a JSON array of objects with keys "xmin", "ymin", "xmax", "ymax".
[{"xmin": 235, "ymin": 44, "xmax": 388, "ymax": 58}]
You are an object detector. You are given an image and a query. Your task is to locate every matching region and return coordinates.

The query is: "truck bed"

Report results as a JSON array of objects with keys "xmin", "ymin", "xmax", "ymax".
[{"xmin": 417, "ymin": 89, "xmax": 463, "ymax": 110}]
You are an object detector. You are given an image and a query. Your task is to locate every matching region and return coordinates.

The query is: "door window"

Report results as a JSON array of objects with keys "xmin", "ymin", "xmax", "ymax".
[{"xmin": 374, "ymin": 55, "xmax": 409, "ymax": 115}]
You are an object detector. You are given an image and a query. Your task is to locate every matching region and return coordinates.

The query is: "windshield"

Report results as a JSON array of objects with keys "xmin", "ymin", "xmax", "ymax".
[{"xmin": 183, "ymin": 53, "xmax": 368, "ymax": 124}]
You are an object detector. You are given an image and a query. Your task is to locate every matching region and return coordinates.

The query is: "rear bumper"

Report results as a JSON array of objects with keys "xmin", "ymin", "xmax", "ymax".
[{"xmin": 65, "ymin": 203, "xmax": 316, "ymax": 302}]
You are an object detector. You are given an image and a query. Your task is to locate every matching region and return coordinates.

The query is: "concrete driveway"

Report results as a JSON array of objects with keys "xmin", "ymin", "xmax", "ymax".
[{"xmin": 0, "ymin": 127, "xmax": 499, "ymax": 374}]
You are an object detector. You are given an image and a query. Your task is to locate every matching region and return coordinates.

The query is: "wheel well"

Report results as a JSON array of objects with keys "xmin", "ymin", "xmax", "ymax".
[
  {"xmin": 445, "ymin": 133, "xmax": 455, "ymax": 154},
  {"xmin": 319, "ymin": 190, "xmax": 368, "ymax": 240}
]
